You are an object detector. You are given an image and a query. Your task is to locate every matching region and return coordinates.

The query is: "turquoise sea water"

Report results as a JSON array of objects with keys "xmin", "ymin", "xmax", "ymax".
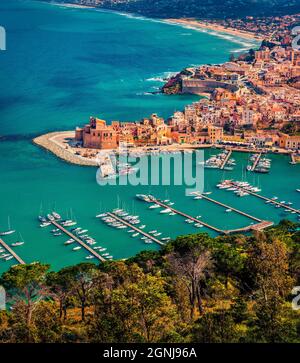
[{"xmin": 0, "ymin": 0, "xmax": 298, "ymax": 273}]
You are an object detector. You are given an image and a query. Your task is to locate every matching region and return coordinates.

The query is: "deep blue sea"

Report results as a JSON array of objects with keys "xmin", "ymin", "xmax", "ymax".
[{"xmin": 0, "ymin": 0, "xmax": 298, "ymax": 273}]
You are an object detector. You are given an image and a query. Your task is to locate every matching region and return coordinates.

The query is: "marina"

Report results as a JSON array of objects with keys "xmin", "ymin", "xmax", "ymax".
[
  {"xmin": 146, "ymin": 199, "xmax": 274, "ymax": 234},
  {"xmin": 205, "ymin": 149, "xmax": 236, "ymax": 171},
  {"xmin": 106, "ymin": 212, "xmax": 165, "ymax": 246},
  {"xmin": 223, "ymin": 180, "xmax": 300, "ymax": 214},
  {"xmin": 0, "ymin": 2, "xmax": 299, "ymax": 275},
  {"xmin": 47, "ymin": 219, "xmax": 107, "ymax": 263},
  {"xmin": 190, "ymin": 192, "xmax": 262, "ymax": 222},
  {"xmin": 0, "ymin": 238, "xmax": 25, "ymax": 265},
  {"xmin": 220, "ymin": 149, "xmax": 233, "ymax": 170}
]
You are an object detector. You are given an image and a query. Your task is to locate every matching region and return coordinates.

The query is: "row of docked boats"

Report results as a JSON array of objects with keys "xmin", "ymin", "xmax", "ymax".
[
  {"xmin": 216, "ymin": 180, "xmax": 261, "ymax": 197},
  {"xmin": 99, "ymin": 209, "xmax": 170, "ymax": 244},
  {"xmin": 247, "ymin": 154, "xmax": 272, "ymax": 173},
  {"xmin": 0, "ymin": 252, "xmax": 14, "ymax": 262},
  {"xmin": 39, "ymin": 213, "xmax": 113, "ymax": 261},
  {"xmin": 265, "ymin": 197, "xmax": 298, "ymax": 215},
  {"xmin": 205, "ymin": 150, "xmax": 235, "ymax": 171}
]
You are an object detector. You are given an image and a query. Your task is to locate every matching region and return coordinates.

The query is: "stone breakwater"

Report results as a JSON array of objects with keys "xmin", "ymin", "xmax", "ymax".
[{"xmin": 33, "ymin": 131, "xmax": 98, "ymax": 167}]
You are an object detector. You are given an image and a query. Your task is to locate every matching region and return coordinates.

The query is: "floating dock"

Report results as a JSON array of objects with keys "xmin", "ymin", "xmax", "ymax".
[
  {"xmin": 229, "ymin": 182, "xmax": 300, "ymax": 214},
  {"xmin": 107, "ymin": 212, "xmax": 165, "ymax": 246},
  {"xmin": 146, "ymin": 197, "xmax": 273, "ymax": 235},
  {"xmin": 0, "ymin": 238, "xmax": 25, "ymax": 265},
  {"xmin": 150, "ymin": 199, "xmax": 223, "ymax": 234},
  {"xmin": 220, "ymin": 149, "xmax": 233, "ymax": 170},
  {"xmin": 195, "ymin": 193, "xmax": 262, "ymax": 222},
  {"xmin": 251, "ymin": 153, "xmax": 262, "ymax": 172},
  {"xmin": 223, "ymin": 221, "xmax": 274, "ymax": 235},
  {"xmin": 50, "ymin": 221, "xmax": 107, "ymax": 263}
]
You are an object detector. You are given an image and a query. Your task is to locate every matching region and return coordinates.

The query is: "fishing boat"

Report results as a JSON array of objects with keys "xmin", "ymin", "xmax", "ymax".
[{"xmin": 0, "ymin": 217, "xmax": 16, "ymax": 236}]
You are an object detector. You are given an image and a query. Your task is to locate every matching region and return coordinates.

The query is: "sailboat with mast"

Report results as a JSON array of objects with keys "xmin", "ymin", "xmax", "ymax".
[
  {"xmin": 0, "ymin": 216, "xmax": 16, "ymax": 236},
  {"xmin": 11, "ymin": 232, "xmax": 25, "ymax": 247}
]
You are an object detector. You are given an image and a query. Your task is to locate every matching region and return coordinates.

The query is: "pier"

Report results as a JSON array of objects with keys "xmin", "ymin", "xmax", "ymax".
[
  {"xmin": 150, "ymin": 200, "xmax": 223, "ymax": 234},
  {"xmin": 223, "ymin": 221, "xmax": 274, "ymax": 235},
  {"xmin": 50, "ymin": 221, "xmax": 107, "ymax": 262},
  {"xmin": 107, "ymin": 212, "xmax": 165, "ymax": 246},
  {"xmin": 290, "ymin": 153, "xmax": 297, "ymax": 165},
  {"xmin": 230, "ymin": 182, "xmax": 300, "ymax": 214},
  {"xmin": 251, "ymin": 153, "xmax": 262, "ymax": 172},
  {"xmin": 146, "ymin": 197, "xmax": 273, "ymax": 235},
  {"xmin": 195, "ymin": 193, "xmax": 262, "ymax": 222},
  {"xmin": 0, "ymin": 238, "xmax": 25, "ymax": 265},
  {"xmin": 220, "ymin": 149, "xmax": 232, "ymax": 170}
]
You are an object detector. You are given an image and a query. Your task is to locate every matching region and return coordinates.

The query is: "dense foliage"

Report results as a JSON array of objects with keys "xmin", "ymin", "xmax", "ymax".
[{"xmin": 0, "ymin": 220, "xmax": 299, "ymax": 343}]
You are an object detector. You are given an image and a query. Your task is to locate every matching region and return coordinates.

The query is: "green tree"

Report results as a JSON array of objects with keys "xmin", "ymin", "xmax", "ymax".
[
  {"xmin": 89, "ymin": 263, "xmax": 180, "ymax": 342},
  {"xmin": 62, "ymin": 263, "xmax": 98, "ymax": 322},
  {"xmin": 0, "ymin": 263, "xmax": 50, "ymax": 342}
]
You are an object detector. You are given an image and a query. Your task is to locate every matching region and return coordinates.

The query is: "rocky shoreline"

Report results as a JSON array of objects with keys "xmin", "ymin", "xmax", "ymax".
[{"xmin": 33, "ymin": 131, "xmax": 98, "ymax": 167}]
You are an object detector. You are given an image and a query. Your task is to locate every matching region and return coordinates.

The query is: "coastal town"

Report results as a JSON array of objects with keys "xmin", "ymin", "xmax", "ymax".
[{"xmin": 35, "ymin": 31, "xmax": 300, "ymax": 165}]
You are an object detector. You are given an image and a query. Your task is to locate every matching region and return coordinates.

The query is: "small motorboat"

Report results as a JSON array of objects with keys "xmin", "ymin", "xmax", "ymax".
[{"xmin": 73, "ymin": 246, "xmax": 82, "ymax": 251}]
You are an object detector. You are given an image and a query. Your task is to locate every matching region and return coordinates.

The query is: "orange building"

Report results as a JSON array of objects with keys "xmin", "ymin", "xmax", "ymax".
[{"xmin": 75, "ymin": 117, "xmax": 118, "ymax": 149}]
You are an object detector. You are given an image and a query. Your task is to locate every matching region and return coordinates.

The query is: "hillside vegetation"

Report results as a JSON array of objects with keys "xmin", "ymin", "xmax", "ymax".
[{"xmin": 0, "ymin": 220, "xmax": 299, "ymax": 343}]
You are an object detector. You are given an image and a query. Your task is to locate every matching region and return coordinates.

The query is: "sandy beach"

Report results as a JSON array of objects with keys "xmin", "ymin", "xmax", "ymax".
[
  {"xmin": 51, "ymin": 2, "xmax": 95, "ymax": 10},
  {"xmin": 166, "ymin": 18, "xmax": 264, "ymax": 41}
]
